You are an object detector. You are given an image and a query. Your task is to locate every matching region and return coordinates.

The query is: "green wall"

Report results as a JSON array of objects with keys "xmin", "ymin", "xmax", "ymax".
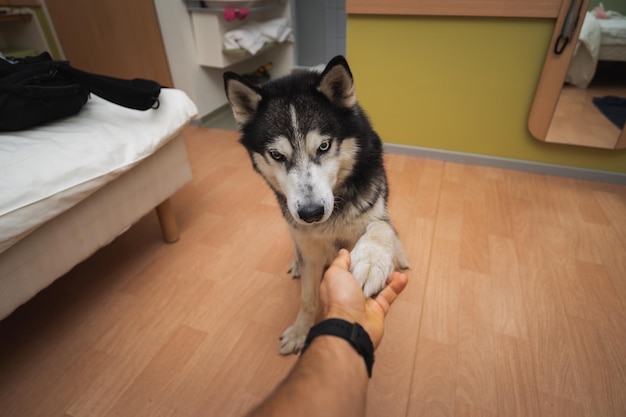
[
  {"xmin": 589, "ymin": 0, "xmax": 626, "ymax": 14},
  {"xmin": 347, "ymin": 15, "xmax": 626, "ymax": 174}
]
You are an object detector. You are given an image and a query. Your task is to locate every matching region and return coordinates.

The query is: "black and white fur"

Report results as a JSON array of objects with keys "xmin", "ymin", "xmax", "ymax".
[{"xmin": 224, "ymin": 56, "xmax": 409, "ymax": 354}]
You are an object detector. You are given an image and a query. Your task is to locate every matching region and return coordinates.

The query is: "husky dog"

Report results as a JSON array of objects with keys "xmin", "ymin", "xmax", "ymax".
[{"xmin": 224, "ymin": 56, "xmax": 409, "ymax": 354}]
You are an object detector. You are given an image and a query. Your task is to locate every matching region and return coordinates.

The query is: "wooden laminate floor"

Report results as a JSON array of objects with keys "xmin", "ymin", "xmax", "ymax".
[
  {"xmin": 547, "ymin": 83, "xmax": 625, "ymax": 149},
  {"xmin": 1, "ymin": 127, "xmax": 625, "ymax": 417},
  {"xmin": 546, "ymin": 64, "xmax": 626, "ymax": 149}
]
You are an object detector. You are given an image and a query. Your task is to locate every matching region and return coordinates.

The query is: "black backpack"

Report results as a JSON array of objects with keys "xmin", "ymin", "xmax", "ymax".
[{"xmin": 0, "ymin": 52, "xmax": 161, "ymax": 131}]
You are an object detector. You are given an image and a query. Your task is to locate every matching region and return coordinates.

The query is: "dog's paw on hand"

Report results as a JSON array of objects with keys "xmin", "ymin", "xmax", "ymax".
[
  {"xmin": 279, "ymin": 324, "xmax": 307, "ymax": 355},
  {"xmin": 350, "ymin": 243, "xmax": 394, "ymax": 298},
  {"xmin": 350, "ymin": 259, "xmax": 393, "ymax": 297}
]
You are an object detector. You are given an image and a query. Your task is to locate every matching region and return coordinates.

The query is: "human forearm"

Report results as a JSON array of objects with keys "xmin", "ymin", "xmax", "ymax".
[
  {"xmin": 246, "ymin": 335, "xmax": 369, "ymax": 417},
  {"xmin": 245, "ymin": 251, "xmax": 408, "ymax": 417}
]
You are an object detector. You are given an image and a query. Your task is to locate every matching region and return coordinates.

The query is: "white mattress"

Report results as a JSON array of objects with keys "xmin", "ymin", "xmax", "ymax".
[
  {"xmin": 599, "ymin": 44, "xmax": 626, "ymax": 61},
  {"xmin": 0, "ymin": 88, "xmax": 198, "ymax": 254},
  {"xmin": 599, "ymin": 17, "xmax": 626, "ymax": 46},
  {"xmin": 566, "ymin": 13, "xmax": 626, "ymax": 86},
  {"xmin": 598, "ymin": 16, "xmax": 626, "ymax": 61},
  {"xmin": 0, "ymin": 134, "xmax": 193, "ymax": 320}
]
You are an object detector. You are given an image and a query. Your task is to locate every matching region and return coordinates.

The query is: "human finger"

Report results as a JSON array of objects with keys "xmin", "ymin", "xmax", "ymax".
[
  {"xmin": 371, "ymin": 272, "xmax": 408, "ymax": 316},
  {"xmin": 328, "ymin": 248, "xmax": 351, "ymax": 272}
]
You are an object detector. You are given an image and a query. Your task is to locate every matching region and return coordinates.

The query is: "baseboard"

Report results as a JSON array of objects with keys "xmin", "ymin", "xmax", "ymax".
[
  {"xmin": 383, "ymin": 143, "xmax": 626, "ymax": 185},
  {"xmin": 186, "ymin": 116, "xmax": 626, "ymax": 184},
  {"xmin": 198, "ymin": 104, "xmax": 229, "ymax": 125}
]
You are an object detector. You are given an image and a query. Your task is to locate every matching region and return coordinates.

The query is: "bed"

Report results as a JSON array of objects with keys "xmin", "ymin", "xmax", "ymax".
[
  {"xmin": 566, "ymin": 11, "xmax": 626, "ymax": 88},
  {"xmin": 0, "ymin": 88, "xmax": 198, "ymax": 320}
]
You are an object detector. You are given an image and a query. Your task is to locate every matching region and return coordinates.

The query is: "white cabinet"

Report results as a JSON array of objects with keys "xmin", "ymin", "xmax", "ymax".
[
  {"xmin": 0, "ymin": 7, "xmax": 51, "ymax": 57},
  {"xmin": 184, "ymin": 0, "xmax": 293, "ymax": 70}
]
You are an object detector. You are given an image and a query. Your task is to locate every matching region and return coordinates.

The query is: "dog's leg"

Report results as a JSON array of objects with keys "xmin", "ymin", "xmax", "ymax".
[
  {"xmin": 279, "ymin": 255, "xmax": 324, "ymax": 355},
  {"xmin": 288, "ymin": 259, "xmax": 301, "ymax": 279},
  {"xmin": 287, "ymin": 238, "xmax": 302, "ymax": 278},
  {"xmin": 350, "ymin": 220, "xmax": 409, "ymax": 297}
]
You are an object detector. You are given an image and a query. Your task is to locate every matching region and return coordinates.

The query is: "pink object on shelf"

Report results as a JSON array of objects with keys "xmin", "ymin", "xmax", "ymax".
[
  {"xmin": 223, "ymin": 8, "xmax": 236, "ymax": 21},
  {"xmin": 238, "ymin": 8, "xmax": 249, "ymax": 20},
  {"xmin": 223, "ymin": 7, "xmax": 249, "ymax": 21}
]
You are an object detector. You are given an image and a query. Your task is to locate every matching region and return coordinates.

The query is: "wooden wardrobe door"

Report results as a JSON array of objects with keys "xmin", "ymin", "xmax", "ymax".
[{"xmin": 44, "ymin": 0, "xmax": 173, "ymax": 86}]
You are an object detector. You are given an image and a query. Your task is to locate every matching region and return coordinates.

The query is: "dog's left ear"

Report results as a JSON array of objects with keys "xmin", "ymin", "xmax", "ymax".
[
  {"xmin": 318, "ymin": 55, "xmax": 356, "ymax": 108},
  {"xmin": 224, "ymin": 72, "xmax": 263, "ymax": 126}
]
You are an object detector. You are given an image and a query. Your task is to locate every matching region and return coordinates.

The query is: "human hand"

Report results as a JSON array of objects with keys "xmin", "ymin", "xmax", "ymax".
[{"xmin": 318, "ymin": 249, "xmax": 408, "ymax": 349}]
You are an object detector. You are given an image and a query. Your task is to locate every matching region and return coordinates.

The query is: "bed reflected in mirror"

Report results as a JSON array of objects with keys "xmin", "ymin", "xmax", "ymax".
[{"xmin": 529, "ymin": 0, "xmax": 626, "ymax": 149}]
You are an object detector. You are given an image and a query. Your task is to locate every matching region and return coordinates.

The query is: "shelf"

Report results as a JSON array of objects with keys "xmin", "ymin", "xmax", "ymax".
[
  {"xmin": 0, "ymin": 12, "xmax": 32, "ymax": 23},
  {"xmin": 223, "ymin": 41, "xmax": 277, "ymax": 56},
  {"xmin": 201, "ymin": 38, "xmax": 290, "ymax": 68},
  {"xmin": 188, "ymin": 0, "xmax": 291, "ymax": 69},
  {"xmin": 183, "ymin": 0, "xmax": 283, "ymax": 14}
]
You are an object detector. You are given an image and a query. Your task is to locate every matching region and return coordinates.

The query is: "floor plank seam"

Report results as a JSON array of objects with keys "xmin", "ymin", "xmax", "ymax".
[{"xmin": 404, "ymin": 159, "xmax": 448, "ymax": 417}]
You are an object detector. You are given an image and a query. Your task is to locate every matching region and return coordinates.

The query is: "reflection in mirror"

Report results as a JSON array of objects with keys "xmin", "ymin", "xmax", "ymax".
[{"xmin": 529, "ymin": 0, "xmax": 626, "ymax": 150}]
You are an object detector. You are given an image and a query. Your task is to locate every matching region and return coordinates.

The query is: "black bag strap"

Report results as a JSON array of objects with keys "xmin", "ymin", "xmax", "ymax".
[
  {"xmin": 1, "ymin": 52, "xmax": 161, "ymax": 110},
  {"xmin": 0, "ymin": 52, "xmax": 56, "ymax": 77},
  {"xmin": 0, "ymin": 58, "xmax": 15, "ymax": 78},
  {"xmin": 61, "ymin": 67, "xmax": 161, "ymax": 110}
]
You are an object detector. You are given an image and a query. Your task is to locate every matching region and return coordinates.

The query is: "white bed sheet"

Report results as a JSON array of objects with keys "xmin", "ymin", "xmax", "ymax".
[
  {"xmin": 599, "ymin": 17, "xmax": 626, "ymax": 45},
  {"xmin": 0, "ymin": 134, "xmax": 192, "ymax": 320},
  {"xmin": 0, "ymin": 88, "xmax": 198, "ymax": 254},
  {"xmin": 599, "ymin": 44, "xmax": 626, "ymax": 61},
  {"xmin": 566, "ymin": 12, "xmax": 602, "ymax": 88},
  {"xmin": 566, "ymin": 13, "xmax": 626, "ymax": 87}
]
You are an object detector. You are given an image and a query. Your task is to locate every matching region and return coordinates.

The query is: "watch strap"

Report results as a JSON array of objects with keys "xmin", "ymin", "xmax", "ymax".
[{"xmin": 302, "ymin": 318, "xmax": 375, "ymax": 377}]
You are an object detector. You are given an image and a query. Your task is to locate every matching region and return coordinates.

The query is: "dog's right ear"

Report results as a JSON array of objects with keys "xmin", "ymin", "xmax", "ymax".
[
  {"xmin": 318, "ymin": 55, "xmax": 356, "ymax": 108},
  {"xmin": 224, "ymin": 72, "xmax": 262, "ymax": 126}
]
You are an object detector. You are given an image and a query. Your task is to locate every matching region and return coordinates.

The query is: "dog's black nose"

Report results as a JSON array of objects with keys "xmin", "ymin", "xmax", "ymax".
[{"xmin": 298, "ymin": 205, "xmax": 325, "ymax": 223}]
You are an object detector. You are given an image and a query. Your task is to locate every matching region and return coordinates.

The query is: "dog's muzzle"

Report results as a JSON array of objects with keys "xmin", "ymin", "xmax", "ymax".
[{"xmin": 297, "ymin": 204, "xmax": 325, "ymax": 223}]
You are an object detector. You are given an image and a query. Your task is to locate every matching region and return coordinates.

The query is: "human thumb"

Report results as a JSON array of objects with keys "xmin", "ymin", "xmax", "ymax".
[{"xmin": 329, "ymin": 248, "xmax": 351, "ymax": 271}]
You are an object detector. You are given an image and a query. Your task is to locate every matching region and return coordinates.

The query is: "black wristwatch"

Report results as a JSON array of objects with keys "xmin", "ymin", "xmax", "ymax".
[{"xmin": 301, "ymin": 318, "xmax": 375, "ymax": 378}]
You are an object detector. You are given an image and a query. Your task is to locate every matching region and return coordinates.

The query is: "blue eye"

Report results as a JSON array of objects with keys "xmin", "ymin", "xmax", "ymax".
[{"xmin": 319, "ymin": 140, "xmax": 331, "ymax": 153}]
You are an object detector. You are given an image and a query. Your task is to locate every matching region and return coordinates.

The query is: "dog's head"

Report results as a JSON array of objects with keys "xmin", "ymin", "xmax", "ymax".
[{"xmin": 224, "ymin": 56, "xmax": 362, "ymax": 226}]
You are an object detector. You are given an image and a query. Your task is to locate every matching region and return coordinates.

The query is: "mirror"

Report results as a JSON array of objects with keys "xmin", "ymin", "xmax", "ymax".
[{"xmin": 529, "ymin": 0, "xmax": 626, "ymax": 149}]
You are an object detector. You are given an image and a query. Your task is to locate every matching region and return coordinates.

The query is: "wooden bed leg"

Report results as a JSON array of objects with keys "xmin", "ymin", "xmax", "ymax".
[{"xmin": 155, "ymin": 198, "xmax": 180, "ymax": 243}]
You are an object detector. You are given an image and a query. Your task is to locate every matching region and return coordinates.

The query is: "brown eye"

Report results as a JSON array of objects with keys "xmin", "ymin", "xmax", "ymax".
[{"xmin": 268, "ymin": 149, "xmax": 285, "ymax": 161}]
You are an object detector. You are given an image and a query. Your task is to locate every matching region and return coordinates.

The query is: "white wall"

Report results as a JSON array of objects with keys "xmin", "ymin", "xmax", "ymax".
[{"xmin": 153, "ymin": 0, "xmax": 294, "ymax": 119}]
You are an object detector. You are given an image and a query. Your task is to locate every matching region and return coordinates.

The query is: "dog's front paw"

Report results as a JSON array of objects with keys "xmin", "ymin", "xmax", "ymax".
[
  {"xmin": 350, "ymin": 241, "xmax": 394, "ymax": 298},
  {"xmin": 279, "ymin": 324, "xmax": 308, "ymax": 355},
  {"xmin": 288, "ymin": 259, "xmax": 301, "ymax": 279}
]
